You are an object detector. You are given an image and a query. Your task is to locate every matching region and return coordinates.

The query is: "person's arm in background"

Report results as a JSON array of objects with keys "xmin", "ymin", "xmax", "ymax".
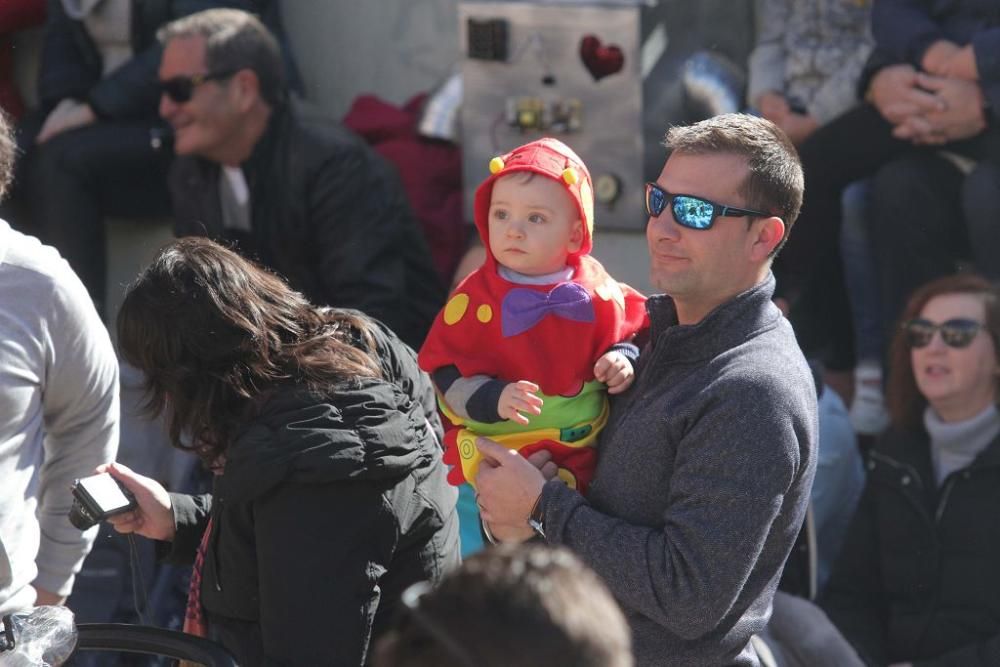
[
  {"xmin": 746, "ymin": 0, "xmax": 790, "ymax": 115},
  {"xmin": 36, "ymin": 0, "xmax": 99, "ymax": 111},
  {"xmin": 870, "ymin": 0, "xmax": 946, "ymax": 69},
  {"xmin": 33, "ymin": 265, "xmax": 119, "ymax": 604},
  {"xmin": 819, "ymin": 473, "xmax": 890, "ymax": 666}
]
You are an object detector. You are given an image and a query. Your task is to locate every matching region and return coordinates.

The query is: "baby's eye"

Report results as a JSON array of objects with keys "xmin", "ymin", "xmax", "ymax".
[
  {"xmin": 528, "ymin": 213, "xmax": 546, "ymax": 224},
  {"xmin": 492, "ymin": 208, "xmax": 509, "ymax": 221}
]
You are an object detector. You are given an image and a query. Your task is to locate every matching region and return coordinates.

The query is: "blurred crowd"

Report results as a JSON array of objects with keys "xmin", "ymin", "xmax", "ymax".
[{"xmin": 0, "ymin": 1, "xmax": 998, "ymax": 666}]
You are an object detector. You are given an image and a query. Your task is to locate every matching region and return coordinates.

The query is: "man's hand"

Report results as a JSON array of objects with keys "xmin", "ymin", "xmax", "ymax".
[
  {"xmin": 921, "ymin": 40, "xmax": 961, "ymax": 75},
  {"xmin": 476, "ymin": 437, "xmax": 552, "ymax": 543},
  {"xmin": 923, "ymin": 40, "xmax": 978, "ymax": 81},
  {"xmin": 31, "ymin": 585, "xmax": 66, "ymax": 606},
  {"xmin": 938, "ymin": 44, "xmax": 978, "ymax": 80},
  {"xmin": 37, "ymin": 98, "xmax": 97, "ymax": 144},
  {"xmin": 498, "ymin": 380, "xmax": 543, "ymax": 425},
  {"xmin": 867, "ymin": 64, "xmax": 946, "ymax": 125},
  {"xmin": 594, "ymin": 351, "xmax": 634, "ymax": 394},
  {"xmin": 893, "ymin": 74, "xmax": 986, "ymax": 144},
  {"xmin": 100, "ymin": 462, "xmax": 176, "ymax": 542}
]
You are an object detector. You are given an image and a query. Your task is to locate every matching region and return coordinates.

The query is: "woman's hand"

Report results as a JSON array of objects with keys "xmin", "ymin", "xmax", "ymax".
[{"xmin": 99, "ymin": 462, "xmax": 176, "ymax": 542}]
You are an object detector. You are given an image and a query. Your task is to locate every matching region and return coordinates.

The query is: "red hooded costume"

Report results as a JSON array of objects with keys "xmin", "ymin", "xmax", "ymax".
[{"xmin": 419, "ymin": 138, "xmax": 647, "ymax": 491}]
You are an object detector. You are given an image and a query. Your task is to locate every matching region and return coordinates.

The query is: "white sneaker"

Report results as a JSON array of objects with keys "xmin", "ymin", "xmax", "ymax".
[{"xmin": 849, "ymin": 362, "xmax": 890, "ymax": 435}]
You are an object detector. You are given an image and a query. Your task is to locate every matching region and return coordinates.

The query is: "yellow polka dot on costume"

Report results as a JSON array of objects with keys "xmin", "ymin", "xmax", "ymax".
[
  {"xmin": 476, "ymin": 304, "xmax": 493, "ymax": 323},
  {"xmin": 557, "ymin": 468, "xmax": 578, "ymax": 489},
  {"xmin": 489, "ymin": 157, "xmax": 505, "ymax": 174},
  {"xmin": 562, "ymin": 167, "xmax": 578, "ymax": 185},
  {"xmin": 443, "ymin": 293, "xmax": 470, "ymax": 325}
]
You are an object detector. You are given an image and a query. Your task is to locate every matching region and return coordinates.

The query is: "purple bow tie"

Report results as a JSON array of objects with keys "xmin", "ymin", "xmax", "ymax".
[{"xmin": 501, "ymin": 282, "xmax": 595, "ymax": 337}]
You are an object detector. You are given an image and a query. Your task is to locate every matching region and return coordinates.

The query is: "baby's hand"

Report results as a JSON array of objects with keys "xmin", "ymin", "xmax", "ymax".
[
  {"xmin": 498, "ymin": 380, "xmax": 543, "ymax": 425},
  {"xmin": 594, "ymin": 351, "xmax": 634, "ymax": 394}
]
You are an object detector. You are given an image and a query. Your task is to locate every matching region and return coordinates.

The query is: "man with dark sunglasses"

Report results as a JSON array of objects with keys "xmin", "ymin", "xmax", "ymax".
[
  {"xmin": 474, "ymin": 113, "xmax": 818, "ymax": 666},
  {"xmin": 159, "ymin": 9, "xmax": 444, "ymax": 349},
  {"xmin": 2, "ymin": 0, "xmax": 279, "ymax": 318}
]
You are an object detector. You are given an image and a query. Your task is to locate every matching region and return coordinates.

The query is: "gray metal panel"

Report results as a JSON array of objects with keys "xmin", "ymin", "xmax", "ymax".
[{"xmin": 460, "ymin": 1, "xmax": 646, "ymax": 231}]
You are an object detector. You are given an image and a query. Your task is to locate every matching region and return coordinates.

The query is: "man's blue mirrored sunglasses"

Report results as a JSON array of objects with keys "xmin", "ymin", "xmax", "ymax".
[{"xmin": 644, "ymin": 182, "xmax": 770, "ymax": 230}]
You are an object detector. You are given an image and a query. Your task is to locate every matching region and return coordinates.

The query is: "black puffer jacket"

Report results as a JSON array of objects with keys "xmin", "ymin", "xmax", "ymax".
[
  {"xmin": 821, "ymin": 425, "xmax": 1000, "ymax": 666},
  {"xmin": 163, "ymin": 319, "xmax": 461, "ymax": 666},
  {"xmin": 170, "ymin": 102, "xmax": 445, "ymax": 349}
]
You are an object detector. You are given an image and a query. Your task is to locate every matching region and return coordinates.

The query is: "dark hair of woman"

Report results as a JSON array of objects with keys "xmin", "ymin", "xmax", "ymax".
[
  {"xmin": 885, "ymin": 273, "xmax": 1000, "ymax": 430},
  {"xmin": 117, "ymin": 237, "xmax": 383, "ymax": 463}
]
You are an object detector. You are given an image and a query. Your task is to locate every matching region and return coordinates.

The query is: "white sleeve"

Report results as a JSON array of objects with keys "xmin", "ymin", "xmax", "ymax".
[{"xmin": 34, "ymin": 268, "xmax": 119, "ymax": 597}]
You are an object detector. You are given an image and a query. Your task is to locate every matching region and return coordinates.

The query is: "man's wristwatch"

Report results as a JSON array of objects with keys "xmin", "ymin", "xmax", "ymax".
[{"xmin": 527, "ymin": 492, "xmax": 546, "ymax": 538}]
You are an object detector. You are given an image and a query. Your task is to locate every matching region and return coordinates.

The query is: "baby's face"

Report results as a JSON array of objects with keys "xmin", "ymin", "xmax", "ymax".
[{"xmin": 487, "ymin": 173, "xmax": 583, "ymax": 276}]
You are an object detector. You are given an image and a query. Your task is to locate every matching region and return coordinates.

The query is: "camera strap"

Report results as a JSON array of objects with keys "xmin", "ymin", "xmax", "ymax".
[{"xmin": 127, "ymin": 533, "xmax": 150, "ymax": 626}]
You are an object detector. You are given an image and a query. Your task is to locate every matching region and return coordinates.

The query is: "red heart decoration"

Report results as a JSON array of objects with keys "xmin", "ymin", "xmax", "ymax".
[{"xmin": 579, "ymin": 34, "xmax": 625, "ymax": 82}]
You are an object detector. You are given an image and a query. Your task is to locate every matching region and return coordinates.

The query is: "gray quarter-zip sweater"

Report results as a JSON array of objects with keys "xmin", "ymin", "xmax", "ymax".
[{"xmin": 539, "ymin": 274, "xmax": 818, "ymax": 666}]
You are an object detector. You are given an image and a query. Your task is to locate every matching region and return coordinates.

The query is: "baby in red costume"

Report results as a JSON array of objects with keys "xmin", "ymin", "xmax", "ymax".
[{"xmin": 419, "ymin": 138, "xmax": 647, "ymax": 493}]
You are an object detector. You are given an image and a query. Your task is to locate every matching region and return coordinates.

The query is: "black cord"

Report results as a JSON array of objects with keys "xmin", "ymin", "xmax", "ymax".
[{"xmin": 127, "ymin": 533, "xmax": 151, "ymax": 626}]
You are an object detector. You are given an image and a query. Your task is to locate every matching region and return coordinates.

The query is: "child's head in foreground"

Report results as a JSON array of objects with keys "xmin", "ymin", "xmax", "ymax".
[
  {"xmin": 474, "ymin": 138, "xmax": 595, "ymax": 276},
  {"xmin": 374, "ymin": 543, "xmax": 633, "ymax": 667}
]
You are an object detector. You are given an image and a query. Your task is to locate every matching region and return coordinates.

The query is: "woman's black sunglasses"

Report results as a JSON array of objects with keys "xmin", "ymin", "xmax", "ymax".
[
  {"xmin": 159, "ymin": 70, "xmax": 237, "ymax": 103},
  {"xmin": 903, "ymin": 317, "xmax": 984, "ymax": 349},
  {"xmin": 644, "ymin": 182, "xmax": 770, "ymax": 230}
]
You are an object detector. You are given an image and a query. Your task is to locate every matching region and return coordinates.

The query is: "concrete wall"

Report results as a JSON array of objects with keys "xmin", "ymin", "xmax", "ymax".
[
  {"xmin": 280, "ymin": 0, "xmax": 655, "ymax": 293},
  {"xmin": 280, "ymin": 0, "xmax": 462, "ymax": 119}
]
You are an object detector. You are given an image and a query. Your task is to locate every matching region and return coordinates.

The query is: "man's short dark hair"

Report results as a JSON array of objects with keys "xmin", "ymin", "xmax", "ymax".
[
  {"xmin": 664, "ymin": 113, "xmax": 805, "ymax": 255},
  {"xmin": 0, "ymin": 111, "xmax": 14, "ymax": 202},
  {"xmin": 375, "ymin": 544, "xmax": 633, "ymax": 667},
  {"xmin": 158, "ymin": 8, "xmax": 286, "ymax": 107}
]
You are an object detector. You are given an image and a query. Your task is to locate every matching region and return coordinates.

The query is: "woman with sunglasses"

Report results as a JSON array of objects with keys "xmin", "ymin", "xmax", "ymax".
[{"xmin": 820, "ymin": 273, "xmax": 1000, "ymax": 666}]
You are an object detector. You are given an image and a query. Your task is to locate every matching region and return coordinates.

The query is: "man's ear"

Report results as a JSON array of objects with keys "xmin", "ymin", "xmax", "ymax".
[
  {"xmin": 567, "ymin": 220, "xmax": 584, "ymax": 253},
  {"xmin": 231, "ymin": 69, "xmax": 261, "ymax": 112},
  {"xmin": 750, "ymin": 216, "xmax": 785, "ymax": 261}
]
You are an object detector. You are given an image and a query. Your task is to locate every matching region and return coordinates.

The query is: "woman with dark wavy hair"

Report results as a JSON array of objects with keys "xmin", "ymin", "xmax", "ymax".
[
  {"xmin": 102, "ymin": 237, "xmax": 460, "ymax": 666},
  {"xmin": 821, "ymin": 273, "xmax": 1000, "ymax": 666}
]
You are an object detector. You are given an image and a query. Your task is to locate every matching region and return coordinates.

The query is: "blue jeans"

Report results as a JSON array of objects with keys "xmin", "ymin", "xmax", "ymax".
[{"xmin": 838, "ymin": 179, "xmax": 883, "ymax": 363}]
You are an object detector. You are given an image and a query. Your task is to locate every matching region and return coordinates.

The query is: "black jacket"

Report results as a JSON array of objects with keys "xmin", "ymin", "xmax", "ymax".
[
  {"xmin": 821, "ymin": 425, "xmax": 1000, "ymax": 666},
  {"xmin": 170, "ymin": 103, "xmax": 445, "ymax": 349},
  {"xmin": 163, "ymin": 319, "xmax": 461, "ymax": 666},
  {"xmin": 37, "ymin": 0, "xmax": 274, "ymax": 119}
]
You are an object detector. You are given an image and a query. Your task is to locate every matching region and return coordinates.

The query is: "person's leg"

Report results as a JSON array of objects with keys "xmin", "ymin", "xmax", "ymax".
[
  {"xmin": 778, "ymin": 105, "xmax": 908, "ymax": 372},
  {"xmin": 23, "ymin": 121, "xmax": 173, "ymax": 316},
  {"xmin": 838, "ymin": 179, "xmax": 889, "ymax": 434},
  {"xmin": 869, "ymin": 153, "xmax": 966, "ymax": 348},
  {"xmin": 962, "ymin": 161, "xmax": 1000, "ymax": 281},
  {"xmin": 777, "ymin": 104, "xmax": 908, "ymax": 293}
]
